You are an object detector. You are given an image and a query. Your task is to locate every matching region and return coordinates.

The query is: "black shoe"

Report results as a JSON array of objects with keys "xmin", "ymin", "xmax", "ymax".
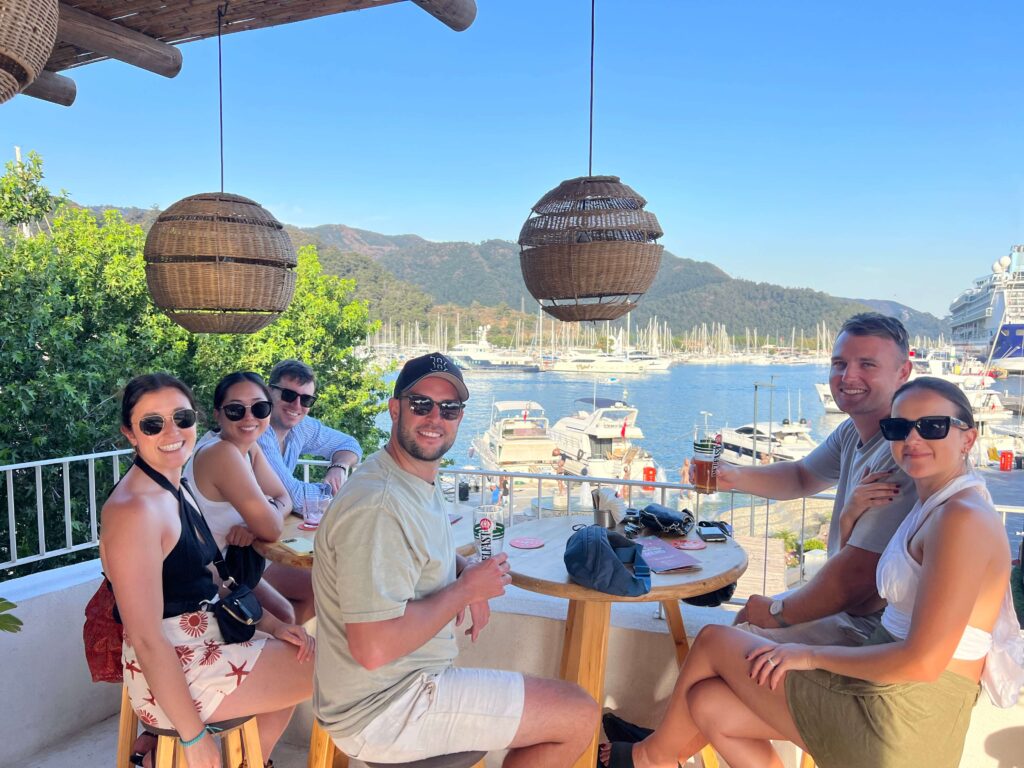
[{"xmin": 601, "ymin": 712, "xmax": 653, "ymax": 743}]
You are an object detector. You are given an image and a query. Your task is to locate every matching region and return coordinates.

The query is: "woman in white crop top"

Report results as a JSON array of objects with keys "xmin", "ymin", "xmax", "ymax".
[
  {"xmin": 599, "ymin": 377, "xmax": 1016, "ymax": 768},
  {"xmin": 185, "ymin": 372, "xmax": 314, "ymax": 624}
]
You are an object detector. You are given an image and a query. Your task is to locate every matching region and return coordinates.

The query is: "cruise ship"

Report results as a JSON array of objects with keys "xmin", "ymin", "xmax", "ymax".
[{"xmin": 949, "ymin": 246, "xmax": 1024, "ymax": 372}]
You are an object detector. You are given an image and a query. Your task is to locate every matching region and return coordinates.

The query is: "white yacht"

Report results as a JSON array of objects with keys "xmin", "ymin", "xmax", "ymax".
[
  {"xmin": 470, "ymin": 401, "xmax": 559, "ymax": 475},
  {"xmin": 449, "ymin": 325, "xmax": 539, "ymax": 372},
  {"xmin": 814, "ymin": 382, "xmax": 842, "ymax": 414},
  {"xmin": 544, "ymin": 350, "xmax": 666, "ymax": 374},
  {"xmin": 550, "ymin": 397, "xmax": 658, "ymax": 480},
  {"xmin": 720, "ymin": 420, "xmax": 819, "ymax": 464}
]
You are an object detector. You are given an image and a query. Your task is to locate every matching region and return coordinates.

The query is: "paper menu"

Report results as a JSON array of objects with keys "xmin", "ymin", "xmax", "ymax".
[{"xmin": 636, "ymin": 536, "xmax": 701, "ymax": 573}]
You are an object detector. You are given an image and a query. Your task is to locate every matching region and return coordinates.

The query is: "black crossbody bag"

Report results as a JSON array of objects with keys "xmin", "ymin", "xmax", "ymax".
[{"xmin": 133, "ymin": 454, "xmax": 263, "ymax": 644}]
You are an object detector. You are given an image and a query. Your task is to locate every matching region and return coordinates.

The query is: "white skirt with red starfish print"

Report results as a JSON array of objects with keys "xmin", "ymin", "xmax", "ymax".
[{"xmin": 121, "ymin": 610, "xmax": 268, "ymax": 729}]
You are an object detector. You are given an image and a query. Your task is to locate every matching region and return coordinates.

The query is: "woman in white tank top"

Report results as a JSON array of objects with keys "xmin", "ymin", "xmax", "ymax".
[
  {"xmin": 599, "ymin": 377, "xmax": 1019, "ymax": 768},
  {"xmin": 186, "ymin": 372, "xmax": 314, "ymax": 624}
]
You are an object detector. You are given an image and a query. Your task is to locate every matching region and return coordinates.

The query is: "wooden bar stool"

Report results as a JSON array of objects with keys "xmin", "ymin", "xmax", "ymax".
[
  {"xmin": 116, "ymin": 684, "xmax": 263, "ymax": 768},
  {"xmin": 307, "ymin": 719, "xmax": 483, "ymax": 768}
]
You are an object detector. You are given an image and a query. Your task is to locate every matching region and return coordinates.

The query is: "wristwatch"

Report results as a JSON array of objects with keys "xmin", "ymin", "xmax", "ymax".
[{"xmin": 769, "ymin": 599, "xmax": 791, "ymax": 628}]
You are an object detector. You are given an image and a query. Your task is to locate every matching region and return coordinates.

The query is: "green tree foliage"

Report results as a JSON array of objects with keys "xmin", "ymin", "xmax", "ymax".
[
  {"xmin": 0, "ymin": 151, "xmax": 61, "ymax": 231},
  {"xmin": 0, "ymin": 154, "xmax": 386, "ymax": 579}
]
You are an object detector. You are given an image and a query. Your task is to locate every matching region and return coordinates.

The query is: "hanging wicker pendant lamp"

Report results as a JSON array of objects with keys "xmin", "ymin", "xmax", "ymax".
[
  {"xmin": 0, "ymin": 0, "xmax": 59, "ymax": 104},
  {"xmin": 144, "ymin": 192, "xmax": 297, "ymax": 334},
  {"xmin": 519, "ymin": 175, "xmax": 663, "ymax": 322},
  {"xmin": 143, "ymin": 6, "xmax": 297, "ymax": 334},
  {"xmin": 518, "ymin": 1, "xmax": 664, "ymax": 322}
]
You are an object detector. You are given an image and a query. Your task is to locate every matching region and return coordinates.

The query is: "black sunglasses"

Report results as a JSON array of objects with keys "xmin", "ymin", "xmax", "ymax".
[
  {"xmin": 879, "ymin": 415, "xmax": 971, "ymax": 441},
  {"xmin": 401, "ymin": 395, "xmax": 466, "ymax": 421},
  {"xmin": 270, "ymin": 384, "xmax": 317, "ymax": 409},
  {"xmin": 138, "ymin": 408, "xmax": 198, "ymax": 436},
  {"xmin": 221, "ymin": 401, "xmax": 273, "ymax": 421}
]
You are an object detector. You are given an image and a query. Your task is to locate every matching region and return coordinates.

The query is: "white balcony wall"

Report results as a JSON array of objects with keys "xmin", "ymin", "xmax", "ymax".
[{"xmin": 2, "ymin": 560, "xmax": 121, "ymax": 766}]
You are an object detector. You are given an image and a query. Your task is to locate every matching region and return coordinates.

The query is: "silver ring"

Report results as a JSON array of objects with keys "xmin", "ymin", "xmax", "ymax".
[{"xmin": 767, "ymin": 657, "xmax": 777, "ymax": 667}]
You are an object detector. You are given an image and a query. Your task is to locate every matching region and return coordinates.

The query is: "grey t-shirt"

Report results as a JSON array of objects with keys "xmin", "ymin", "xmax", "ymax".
[
  {"xmin": 802, "ymin": 418, "xmax": 917, "ymax": 557},
  {"xmin": 312, "ymin": 449, "xmax": 458, "ymax": 739}
]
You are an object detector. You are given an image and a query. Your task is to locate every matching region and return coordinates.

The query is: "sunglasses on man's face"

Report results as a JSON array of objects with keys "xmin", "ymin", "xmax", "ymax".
[
  {"xmin": 879, "ymin": 415, "xmax": 971, "ymax": 441},
  {"xmin": 270, "ymin": 384, "xmax": 317, "ymax": 409},
  {"xmin": 401, "ymin": 395, "xmax": 466, "ymax": 421},
  {"xmin": 138, "ymin": 408, "xmax": 198, "ymax": 436},
  {"xmin": 221, "ymin": 401, "xmax": 273, "ymax": 421}
]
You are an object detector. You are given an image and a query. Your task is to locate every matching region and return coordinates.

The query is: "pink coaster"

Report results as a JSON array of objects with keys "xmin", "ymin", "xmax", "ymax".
[
  {"xmin": 297, "ymin": 522, "xmax": 319, "ymax": 531},
  {"xmin": 510, "ymin": 537, "xmax": 545, "ymax": 549},
  {"xmin": 673, "ymin": 538, "xmax": 706, "ymax": 550}
]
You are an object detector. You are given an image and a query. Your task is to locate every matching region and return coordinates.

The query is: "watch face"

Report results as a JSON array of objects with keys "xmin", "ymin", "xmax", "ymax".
[{"xmin": 770, "ymin": 600, "xmax": 783, "ymax": 616}]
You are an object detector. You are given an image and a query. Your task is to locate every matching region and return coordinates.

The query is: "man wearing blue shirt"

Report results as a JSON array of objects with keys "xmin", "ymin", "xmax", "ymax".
[{"xmin": 258, "ymin": 359, "xmax": 363, "ymax": 512}]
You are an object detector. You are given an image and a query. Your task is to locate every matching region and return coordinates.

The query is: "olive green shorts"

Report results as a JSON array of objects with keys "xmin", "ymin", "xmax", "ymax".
[{"xmin": 785, "ymin": 628, "xmax": 980, "ymax": 768}]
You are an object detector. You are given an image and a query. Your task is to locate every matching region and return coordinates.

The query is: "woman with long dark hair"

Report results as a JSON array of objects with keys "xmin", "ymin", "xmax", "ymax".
[
  {"xmin": 101, "ymin": 373, "xmax": 313, "ymax": 768},
  {"xmin": 185, "ymin": 371, "xmax": 314, "ymax": 624}
]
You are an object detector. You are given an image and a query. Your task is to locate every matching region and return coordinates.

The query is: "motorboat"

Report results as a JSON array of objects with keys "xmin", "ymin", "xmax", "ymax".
[
  {"xmin": 470, "ymin": 401, "xmax": 559, "ymax": 475},
  {"xmin": 720, "ymin": 420, "xmax": 819, "ymax": 464},
  {"xmin": 543, "ymin": 350, "xmax": 667, "ymax": 374},
  {"xmin": 550, "ymin": 397, "xmax": 658, "ymax": 480},
  {"xmin": 449, "ymin": 325, "xmax": 539, "ymax": 372},
  {"xmin": 814, "ymin": 382, "xmax": 842, "ymax": 414}
]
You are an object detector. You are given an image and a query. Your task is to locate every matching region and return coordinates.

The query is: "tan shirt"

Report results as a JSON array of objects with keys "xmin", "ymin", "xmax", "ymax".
[
  {"xmin": 312, "ymin": 449, "xmax": 457, "ymax": 738},
  {"xmin": 803, "ymin": 418, "xmax": 917, "ymax": 557}
]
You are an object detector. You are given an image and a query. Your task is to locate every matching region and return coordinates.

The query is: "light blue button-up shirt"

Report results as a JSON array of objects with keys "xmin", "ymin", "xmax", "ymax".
[{"xmin": 257, "ymin": 417, "xmax": 362, "ymax": 510}]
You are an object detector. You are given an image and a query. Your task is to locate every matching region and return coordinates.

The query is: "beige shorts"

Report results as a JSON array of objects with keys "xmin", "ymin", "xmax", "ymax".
[{"xmin": 334, "ymin": 668, "xmax": 525, "ymax": 763}]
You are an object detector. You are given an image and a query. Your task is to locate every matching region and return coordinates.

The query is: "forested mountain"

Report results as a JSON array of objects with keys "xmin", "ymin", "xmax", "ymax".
[
  {"xmin": 292, "ymin": 226, "xmax": 948, "ymax": 338},
  {"xmin": 85, "ymin": 206, "xmax": 946, "ymax": 338}
]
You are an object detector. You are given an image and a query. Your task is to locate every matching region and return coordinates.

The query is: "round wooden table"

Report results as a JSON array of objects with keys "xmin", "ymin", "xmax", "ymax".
[{"xmin": 504, "ymin": 515, "xmax": 748, "ymax": 768}]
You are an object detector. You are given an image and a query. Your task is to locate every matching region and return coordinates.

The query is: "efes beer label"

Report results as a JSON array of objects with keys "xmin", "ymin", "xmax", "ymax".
[{"xmin": 474, "ymin": 516, "xmax": 506, "ymax": 559}]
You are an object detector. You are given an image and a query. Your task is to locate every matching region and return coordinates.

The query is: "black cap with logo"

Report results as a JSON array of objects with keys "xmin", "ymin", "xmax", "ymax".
[{"xmin": 394, "ymin": 352, "xmax": 469, "ymax": 401}]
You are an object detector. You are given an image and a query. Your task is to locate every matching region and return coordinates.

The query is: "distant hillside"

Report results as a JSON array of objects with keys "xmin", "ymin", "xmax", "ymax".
[
  {"xmin": 851, "ymin": 299, "xmax": 949, "ymax": 339},
  {"xmin": 289, "ymin": 225, "xmax": 946, "ymax": 338},
  {"xmin": 80, "ymin": 204, "xmax": 946, "ymax": 339}
]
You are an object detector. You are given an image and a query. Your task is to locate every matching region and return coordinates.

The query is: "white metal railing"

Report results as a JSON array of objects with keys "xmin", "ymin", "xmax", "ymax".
[
  {"xmin": 1, "ymin": 449, "xmax": 132, "ymax": 570},
  {"xmin": 3, "ymin": 452, "xmax": 1022, "ymax": 584}
]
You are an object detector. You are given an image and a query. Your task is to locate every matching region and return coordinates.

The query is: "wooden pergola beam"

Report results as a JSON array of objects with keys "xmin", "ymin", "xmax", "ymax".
[
  {"xmin": 57, "ymin": 3, "xmax": 183, "ymax": 78},
  {"xmin": 410, "ymin": 0, "xmax": 476, "ymax": 32},
  {"xmin": 22, "ymin": 70, "xmax": 77, "ymax": 107}
]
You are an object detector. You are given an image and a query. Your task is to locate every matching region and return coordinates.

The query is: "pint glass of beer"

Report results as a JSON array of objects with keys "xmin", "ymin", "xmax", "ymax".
[
  {"xmin": 692, "ymin": 425, "xmax": 722, "ymax": 493},
  {"xmin": 473, "ymin": 504, "xmax": 506, "ymax": 560}
]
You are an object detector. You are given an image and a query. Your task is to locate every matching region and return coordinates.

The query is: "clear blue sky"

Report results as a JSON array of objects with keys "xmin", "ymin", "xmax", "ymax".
[{"xmin": 4, "ymin": 0, "xmax": 1023, "ymax": 317}]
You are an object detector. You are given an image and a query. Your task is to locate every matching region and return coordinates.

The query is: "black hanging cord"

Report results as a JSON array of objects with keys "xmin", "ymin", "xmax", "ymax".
[
  {"xmin": 588, "ymin": 0, "xmax": 595, "ymax": 177},
  {"xmin": 217, "ymin": 2, "xmax": 230, "ymax": 193}
]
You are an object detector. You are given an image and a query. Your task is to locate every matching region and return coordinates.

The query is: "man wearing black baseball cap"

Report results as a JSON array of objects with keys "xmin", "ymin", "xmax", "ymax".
[{"xmin": 313, "ymin": 352, "xmax": 596, "ymax": 766}]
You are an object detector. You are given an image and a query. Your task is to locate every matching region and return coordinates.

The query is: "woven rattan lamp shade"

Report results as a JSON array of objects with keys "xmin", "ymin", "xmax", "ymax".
[
  {"xmin": 144, "ymin": 192, "xmax": 298, "ymax": 334},
  {"xmin": 518, "ymin": 175, "xmax": 663, "ymax": 322},
  {"xmin": 0, "ymin": 0, "xmax": 58, "ymax": 104}
]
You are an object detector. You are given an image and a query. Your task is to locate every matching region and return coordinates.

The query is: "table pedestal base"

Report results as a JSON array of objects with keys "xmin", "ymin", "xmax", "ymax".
[{"xmin": 559, "ymin": 599, "xmax": 721, "ymax": 768}]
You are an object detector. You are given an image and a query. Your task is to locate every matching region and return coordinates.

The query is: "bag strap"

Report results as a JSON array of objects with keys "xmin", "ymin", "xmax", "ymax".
[{"xmin": 606, "ymin": 531, "xmax": 652, "ymax": 586}]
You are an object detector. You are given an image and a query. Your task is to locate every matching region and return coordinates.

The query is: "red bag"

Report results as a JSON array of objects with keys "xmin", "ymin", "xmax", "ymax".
[{"xmin": 83, "ymin": 579, "xmax": 124, "ymax": 683}]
